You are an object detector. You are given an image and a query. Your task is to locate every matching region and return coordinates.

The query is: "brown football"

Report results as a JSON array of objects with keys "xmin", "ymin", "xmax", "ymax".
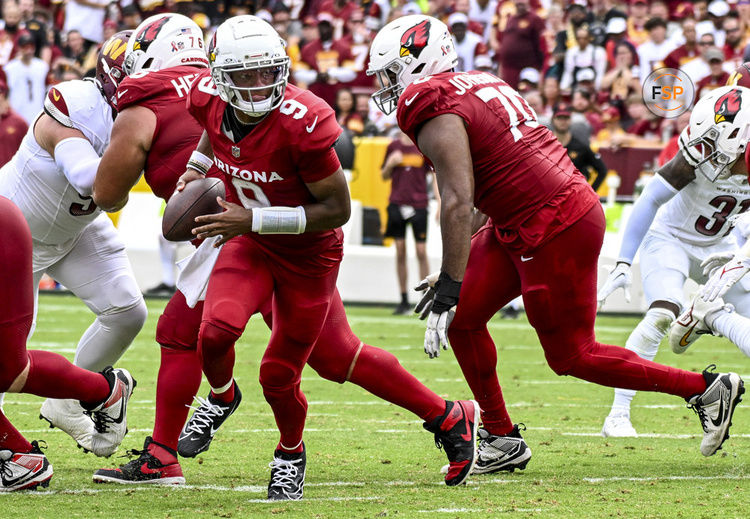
[{"xmin": 162, "ymin": 177, "xmax": 226, "ymax": 242}]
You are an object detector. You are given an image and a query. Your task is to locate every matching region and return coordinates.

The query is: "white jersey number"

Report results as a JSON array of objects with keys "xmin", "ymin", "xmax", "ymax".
[
  {"xmin": 231, "ymin": 178, "xmax": 271, "ymax": 209},
  {"xmin": 474, "ymin": 85, "xmax": 538, "ymax": 142}
]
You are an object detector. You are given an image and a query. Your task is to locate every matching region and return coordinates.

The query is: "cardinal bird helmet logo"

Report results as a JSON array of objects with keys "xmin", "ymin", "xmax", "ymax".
[
  {"xmin": 132, "ymin": 16, "xmax": 170, "ymax": 52},
  {"xmin": 400, "ymin": 20, "xmax": 431, "ymax": 59},
  {"xmin": 715, "ymin": 89, "xmax": 742, "ymax": 124}
]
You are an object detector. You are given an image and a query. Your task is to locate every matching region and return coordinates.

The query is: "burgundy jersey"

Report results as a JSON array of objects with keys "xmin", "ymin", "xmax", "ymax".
[
  {"xmin": 116, "ymin": 66, "xmax": 209, "ymax": 202},
  {"xmin": 397, "ymin": 71, "xmax": 599, "ymax": 251},
  {"xmin": 382, "ymin": 139, "xmax": 429, "ymax": 208},
  {"xmin": 187, "ymin": 72, "xmax": 344, "ymax": 275}
]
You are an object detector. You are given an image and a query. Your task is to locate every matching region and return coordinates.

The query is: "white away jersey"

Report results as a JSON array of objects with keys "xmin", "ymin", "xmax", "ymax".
[
  {"xmin": 651, "ymin": 170, "xmax": 750, "ymax": 246},
  {"xmin": 0, "ymin": 79, "xmax": 112, "ymax": 245}
]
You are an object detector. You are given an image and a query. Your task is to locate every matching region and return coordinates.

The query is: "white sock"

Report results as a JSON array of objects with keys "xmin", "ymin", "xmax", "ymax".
[
  {"xmin": 709, "ymin": 305, "xmax": 750, "ymax": 357},
  {"xmin": 609, "ymin": 307, "xmax": 675, "ymax": 417},
  {"xmin": 211, "ymin": 378, "xmax": 234, "ymax": 395}
]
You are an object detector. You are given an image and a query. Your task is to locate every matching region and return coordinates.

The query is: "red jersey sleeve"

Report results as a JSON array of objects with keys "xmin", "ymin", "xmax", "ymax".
[
  {"xmin": 185, "ymin": 69, "xmax": 214, "ymax": 127},
  {"xmin": 292, "ymin": 92, "xmax": 344, "ymax": 183},
  {"xmin": 397, "ymin": 75, "xmax": 460, "ymax": 144}
]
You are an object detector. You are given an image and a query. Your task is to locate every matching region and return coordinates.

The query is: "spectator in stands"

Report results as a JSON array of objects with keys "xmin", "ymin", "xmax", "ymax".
[
  {"xmin": 381, "ymin": 130, "xmax": 434, "ymax": 316},
  {"xmin": 0, "ymin": 79, "xmax": 27, "ymax": 167},
  {"xmin": 723, "ymin": 16, "xmax": 745, "ymax": 66},
  {"xmin": 650, "ymin": 0, "xmax": 679, "ymax": 39},
  {"xmin": 340, "ymin": 9, "xmax": 374, "ymax": 88},
  {"xmin": 627, "ymin": 0, "xmax": 650, "ymax": 46},
  {"xmin": 696, "ymin": 46, "xmax": 730, "ymax": 97},
  {"xmin": 2, "ymin": 31, "xmax": 48, "ymax": 124},
  {"xmin": 522, "ymin": 89, "xmax": 544, "ymax": 117},
  {"xmin": 542, "ymin": 4, "xmax": 565, "ymax": 73},
  {"xmin": 571, "ymin": 87, "xmax": 600, "ymax": 137},
  {"xmin": 449, "ymin": 12, "xmax": 489, "ymax": 72},
  {"xmin": 495, "ymin": 0, "xmax": 545, "ymax": 89},
  {"xmin": 595, "ymin": 104, "xmax": 631, "ymax": 150},
  {"xmin": 474, "ymin": 54, "xmax": 497, "ymax": 74},
  {"xmin": 354, "ymin": 92, "xmax": 380, "ymax": 136},
  {"xmin": 601, "ymin": 41, "xmax": 640, "ymax": 102},
  {"xmin": 555, "ymin": 1, "xmax": 590, "ymax": 52},
  {"xmin": 297, "ymin": 12, "xmax": 356, "ymax": 108},
  {"xmin": 560, "ymin": 25, "xmax": 607, "ymax": 93},
  {"xmin": 626, "ymin": 103, "xmax": 661, "ymax": 141},
  {"xmin": 517, "ymin": 67, "xmax": 540, "ymax": 93},
  {"xmin": 318, "ymin": 0, "xmax": 360, "ymax": 39},
  {"xmin": 54, "ymin": 29, "xmax": 89, "ymax": 78},
  {"xmin": 19, "ymin": 5, "xmax": 50, "ymax": 63},
  {"xmin": 63, "ymin": 0, "xmax": 110, "ymax": 49},
  {"xmin": 693, "ymin": 0, "xmax": 710, "ymax": 24},
  {"xmin": 637, "ymin": 17, "xmax": 676, "ymax": 80},
  {"xmin": 703, "ymin": 0, "xmax": 729, "ymax": 47},
  {"xmin": 541, "ymin": 73, "xmax": 560, "ymax": 115},
  {"xmin": 682, "ymin": 31, "xmax": 715, "ymax": 79},
  {"xmin": 664, "ymin": 18, "xmax": 700, "ymax": 69},
  {"xmin": 604, "ymin": 17, "xmax": 633, "ymax": 69},
  {"xmin": 0, "ymin": 2, "xmax": 23, "ymax": 65},
  {"xmin": 468, "ymin": 0, "xmax": 497, "ymax": 42},
  {"xmin": 335, "ymin": 87, "xmax": 364, "ymax": 134},
  {"xmin": 120, "ymin": 5, "xmax": 142, "ymax": 30},
  {"xmin": 551, "ymin": 102, "xmax": 608, "ymax": 193}
]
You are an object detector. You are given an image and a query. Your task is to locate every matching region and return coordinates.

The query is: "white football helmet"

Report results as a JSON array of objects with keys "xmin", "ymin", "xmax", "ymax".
[
  {"xmin": 367, "ymin": 15, "xmax": 457, "ymax": 115},
  {"xmin": 208, "ymin": 15, "xmax": 290, "ymax": 117},
  {"xmin": 123, "ymin": 13, "xmax": 208, "ymax": 75},
  {"xmin": 683, "ymin": 85, "xmax": 750, "ymax": 181}
]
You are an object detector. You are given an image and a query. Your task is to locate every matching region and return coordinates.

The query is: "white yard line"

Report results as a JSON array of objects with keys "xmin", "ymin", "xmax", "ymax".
[{"xmin": 584, "ymin": 475, "xmax": 750, "ymax": 483}]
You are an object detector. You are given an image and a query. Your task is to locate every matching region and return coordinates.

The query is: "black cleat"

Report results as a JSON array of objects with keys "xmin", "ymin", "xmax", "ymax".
[{"xmin": 178, "ymin": 382, "xmax": 242, "ymax": 458}]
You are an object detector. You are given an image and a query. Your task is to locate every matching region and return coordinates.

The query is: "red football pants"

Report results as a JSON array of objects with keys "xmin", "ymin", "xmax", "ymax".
[
  {"xmin": 449, "ymin": 204, "xmax": 706, "ymax": 434},
  {"xmin": 199, "ymin": 235, "xmax": 339, "ymax": 449}
]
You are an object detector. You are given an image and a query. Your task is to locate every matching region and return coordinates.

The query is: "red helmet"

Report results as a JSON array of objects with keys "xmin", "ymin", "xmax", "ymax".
[
  {"xmin": 727, "ymin": 62, "xmax": 750, "ymax": 89},
  {"xmin": 96, "ymin": 30, "xmax": 132, "ymax": 109}
]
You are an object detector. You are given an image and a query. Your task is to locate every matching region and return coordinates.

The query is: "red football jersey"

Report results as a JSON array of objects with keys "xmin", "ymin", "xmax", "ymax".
[
  {"xmin": 187, "ymin": 71, "xmax": 344, "ymax": 274},
  {"xmin": 116, "ymin": 65, "xmax": 210, "ymax": 202},
  {"xmin": 397, "ymin": 71, "xmax": 599, "ymax": 251}
]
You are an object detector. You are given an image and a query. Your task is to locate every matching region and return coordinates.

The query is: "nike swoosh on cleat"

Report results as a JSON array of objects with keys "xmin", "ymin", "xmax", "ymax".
[
  {"xmin": 459, "ymin": 402, "xmax": 473, "ymax": 442},
  {"xmin": 709, "ymin": 390, "xmax": 728, "ymax": 428},
  {"xmin": 679, "ymin": 320, "xmax": 699, "ymax": 347}
]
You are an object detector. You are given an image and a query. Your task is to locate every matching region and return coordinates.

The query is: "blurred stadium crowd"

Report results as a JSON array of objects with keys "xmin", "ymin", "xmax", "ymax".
[{"xmin": 2, "ymin": 0, "xmax": 748, "ymax": 170}]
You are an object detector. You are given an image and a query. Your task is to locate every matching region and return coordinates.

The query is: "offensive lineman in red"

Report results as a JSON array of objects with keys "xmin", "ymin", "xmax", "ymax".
[
  {"xmin": 93, "ymin": 14, "xmax": 480, "ymax": 497},
  {"xmin": 367, "ymin": 14, "xmax": 745, "ymax": 468}
]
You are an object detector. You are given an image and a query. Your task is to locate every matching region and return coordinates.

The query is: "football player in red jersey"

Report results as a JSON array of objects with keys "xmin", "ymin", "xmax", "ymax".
[
  {"xmin": 368, "ymin": 14, "xmax": 744, "ymax": 466},
  {"xmin": 93, "ymin": 13, "xmax": 480, "ymax": 494},
  {"xmin": 92, "ymin": 13, "xmax": 213, "ymax": 486},
  {"xmin": 0, "ymin": 196, "xmax": 136, "ymax": 491},
  {"xmin": 179, "ymin": 15, "xmax": 479, "ymax": 498}
]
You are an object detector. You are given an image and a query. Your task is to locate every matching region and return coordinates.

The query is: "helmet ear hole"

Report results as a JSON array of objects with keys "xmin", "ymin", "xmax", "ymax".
[
  {"xmin": 413, "ymin": 63, "xmax": 425, "ymax": 74},
  {"xmin": 729, "ymin": 127, "xmax": 739, "ymax": 139}
]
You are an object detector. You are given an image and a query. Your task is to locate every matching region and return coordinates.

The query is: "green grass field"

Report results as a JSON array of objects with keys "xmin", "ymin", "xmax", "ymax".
[{"xmin": 3, "ymin": 294, "xmax": 750, "ymax": 518}]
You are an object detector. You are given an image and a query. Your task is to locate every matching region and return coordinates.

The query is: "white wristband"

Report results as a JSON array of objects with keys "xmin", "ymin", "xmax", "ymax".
[
  {"xmin": 187, "ymin": 150, "xmax": 213, "ymax": 175},
  {"xmin": 251, "ymin": 206, "xmax": 307, "ymax": 234}
]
